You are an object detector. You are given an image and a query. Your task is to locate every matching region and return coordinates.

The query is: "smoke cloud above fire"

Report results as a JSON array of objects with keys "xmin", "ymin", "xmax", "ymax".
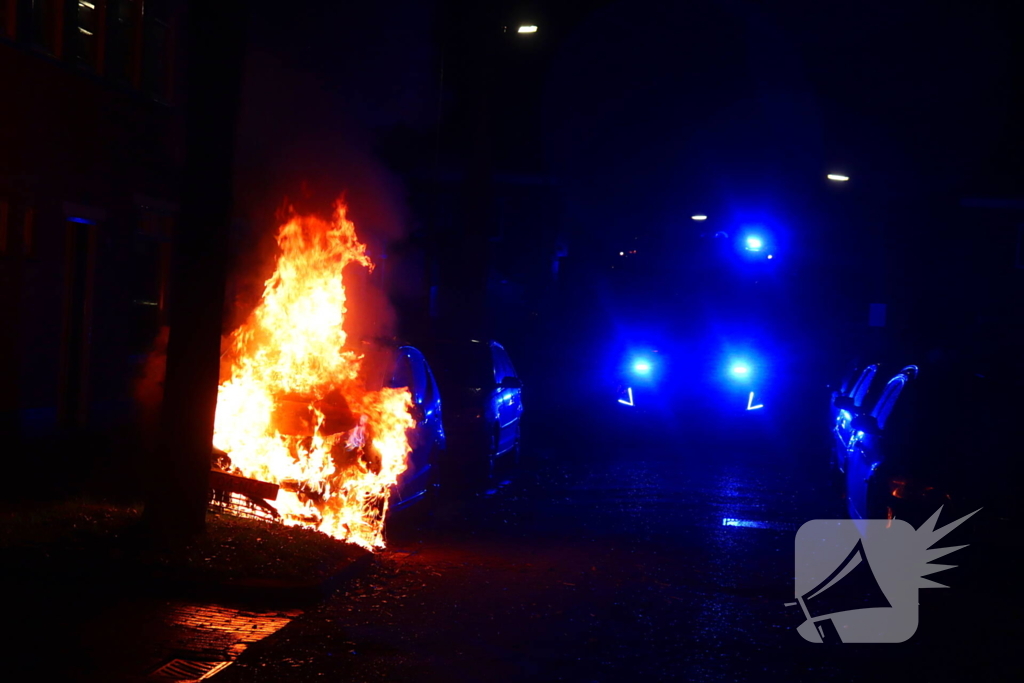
[{"xmin": 227, "ymin": 0, "xmax": 437, "ymax": 337}]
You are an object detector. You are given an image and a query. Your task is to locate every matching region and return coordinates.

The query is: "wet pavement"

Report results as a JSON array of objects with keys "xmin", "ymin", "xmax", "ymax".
[{"xmin": 212, "ymin": 417, "xmax": 1016, "ymax": 682}]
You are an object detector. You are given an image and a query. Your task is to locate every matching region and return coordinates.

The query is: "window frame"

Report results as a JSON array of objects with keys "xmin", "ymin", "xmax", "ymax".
[
  {"xmin": 69, "ymin": 0, "xmax": 108, "ymax": 73},
  {"xmin": 872, "ymin": 375, "xmax": 908, "ymax": 431}
]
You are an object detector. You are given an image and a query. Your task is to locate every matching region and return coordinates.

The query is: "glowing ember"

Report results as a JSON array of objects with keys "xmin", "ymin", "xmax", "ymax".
[{"xmin": 213, "ymin": 200, "xmax": 413, "ymax": 549}]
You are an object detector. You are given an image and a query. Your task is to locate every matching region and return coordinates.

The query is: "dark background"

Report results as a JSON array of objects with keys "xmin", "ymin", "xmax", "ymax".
[{"xmin": 2, "ymin": 0, "xmax": 1022, "ymax": 492}]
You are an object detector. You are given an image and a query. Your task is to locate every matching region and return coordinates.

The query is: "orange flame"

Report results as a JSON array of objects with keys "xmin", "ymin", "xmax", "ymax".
[{"xmin": 213, "ymin": 200, "xmax": 413, "ymax": 549}]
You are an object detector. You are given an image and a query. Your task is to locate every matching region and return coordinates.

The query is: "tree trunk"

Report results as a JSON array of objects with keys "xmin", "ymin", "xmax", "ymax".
[{"xmin": 144, "ymin": 0, "xmax": 249, "ymax": 544}]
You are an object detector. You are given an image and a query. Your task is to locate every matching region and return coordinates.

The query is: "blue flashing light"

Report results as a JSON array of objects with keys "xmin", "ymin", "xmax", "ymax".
[
  {"xmin": 68, "ymin": 216, "xmax": 96, "ymax": 225},
  {"xmin": 730, "ymin": 364, "xmax": 750, "ymax": 377},
  {"xmin": 632, "ymin": 360, "xmax": 652, "ymax": 375},
  {"xmin": 745, "ymin": 236, "xmax": 763, "ymax": 251}
]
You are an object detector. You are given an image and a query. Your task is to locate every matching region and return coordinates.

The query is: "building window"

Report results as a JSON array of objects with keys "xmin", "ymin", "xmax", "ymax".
[
  {"xmin": 71, "ymin": 0, "xmax": 105, "ymax": 70},
  {"xmin": 1, "ymin": 0, "xmax": 17, "ymax": 39},
  {"xmin": 29, "ymin": 0, "xmax": 64, "ymax": 57},
  {"xmin": 106, "ymin": 0, "xmax": 141, "ymax": 86}
]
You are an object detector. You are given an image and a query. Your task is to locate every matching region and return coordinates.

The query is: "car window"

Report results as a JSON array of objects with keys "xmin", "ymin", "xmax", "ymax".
[
  {"xmin": 387, "ymin": 350, "xmax": 427, "ymax": 403},
  {"xmin": 408, "ymin": 352, "xmax": 427, "ymax": 401},
  {"xmin": 872, "ymin": 375, "xmax": 907, "ymax": 430},
  {"xmin": 851, "ymin": 365, "xmax": 878, "ymax": 408},
  {"xmin": 423, "ymin": 363, "xmax": 439, "ymax": 406},
  {"xmin": 387, "ymin": 355, "xmax": 415, "ymax": 393},
  {"xmin": 492, "ymin": 346, "xmax": 516, "ymax": 382},
  {"xmin": 427, "ymin": 342, "xmax": 495, "ymax": 389}
]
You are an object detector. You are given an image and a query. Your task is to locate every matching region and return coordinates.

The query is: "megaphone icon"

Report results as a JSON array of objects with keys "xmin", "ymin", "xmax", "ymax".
[{"xmin": 788, "ymin": 538, "xmax": 892, "ymax": 644}]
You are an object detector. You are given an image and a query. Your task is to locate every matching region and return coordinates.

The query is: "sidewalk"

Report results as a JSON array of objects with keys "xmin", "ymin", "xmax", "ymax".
[{"xmin": 1, "ymin": 499, "xmax": 376, "ymax": 681}]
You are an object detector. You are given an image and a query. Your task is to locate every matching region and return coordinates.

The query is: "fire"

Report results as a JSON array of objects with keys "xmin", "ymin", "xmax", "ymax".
[{"xmin": 213, "ymin": 200, "xmax": 413, "ymax": 549}]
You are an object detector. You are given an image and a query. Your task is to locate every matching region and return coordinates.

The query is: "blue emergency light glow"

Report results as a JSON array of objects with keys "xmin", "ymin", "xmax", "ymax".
[
  {"xmin": 744, "ymin": 236, "xmax": 763, "ymax": 251},
  {"xmin": 730, "ymin": 364, "xmax": 750, "ymax": 377},
  {"xmin": 632, "ymin": 360, "xmax": 652, "ymax": 375},
  {"xmin": 722, "ymin": 518, "xmax": 769, "ymax": 528}
]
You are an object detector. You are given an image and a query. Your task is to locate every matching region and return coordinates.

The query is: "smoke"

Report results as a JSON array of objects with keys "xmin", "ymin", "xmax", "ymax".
[{"xmin": 226, "ymin": 1, "xmax": 438, "ymax": 339}]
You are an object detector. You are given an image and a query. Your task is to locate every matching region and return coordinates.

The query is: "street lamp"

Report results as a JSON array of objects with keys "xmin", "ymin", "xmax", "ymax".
[
  {"xmin": 517, "ymin": 25, "xmax": 538, "ymax": 34},
  {"xmin": 827, "ymin": 173, "xmax": 850, "ymax": 182}
]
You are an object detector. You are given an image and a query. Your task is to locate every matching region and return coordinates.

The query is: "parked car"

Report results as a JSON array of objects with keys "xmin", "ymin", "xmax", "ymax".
[
  {"xmin": 424, "ymin": 339, "xmax": 524, "ymax": 485},
  {"xmin": 382, "ymin": 345, "xmax": 446, "ymax": 513},
  {"xmin": 841, "ymin": 361, "xmax": 1018, "ymax": 532}
]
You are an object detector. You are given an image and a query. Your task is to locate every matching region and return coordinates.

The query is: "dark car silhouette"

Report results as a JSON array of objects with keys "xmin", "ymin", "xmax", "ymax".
[
  {"xmin": 424, "ymin": 339, "xmax": 524, "ymax": 486},
  {"xmin": 841, "ymin": 361, "xmax": 1017, "ymax": 532}
]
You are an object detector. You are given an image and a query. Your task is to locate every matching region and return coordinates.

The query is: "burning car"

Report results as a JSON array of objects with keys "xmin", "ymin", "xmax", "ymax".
[{"xmin": 211, "ymin": 201, "xmax": 416, "ymax": 549}]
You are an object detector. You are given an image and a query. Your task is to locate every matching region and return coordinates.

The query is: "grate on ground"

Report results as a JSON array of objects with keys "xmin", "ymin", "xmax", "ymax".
[{"xmin": 149, "ymin": 658, "xmax": 232, "ymax": 681}]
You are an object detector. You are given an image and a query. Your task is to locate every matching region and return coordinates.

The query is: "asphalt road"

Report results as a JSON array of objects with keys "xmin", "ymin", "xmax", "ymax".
[{"xmin": 217, "ymin": 410, "xmax": 1016, "ymax": 682}]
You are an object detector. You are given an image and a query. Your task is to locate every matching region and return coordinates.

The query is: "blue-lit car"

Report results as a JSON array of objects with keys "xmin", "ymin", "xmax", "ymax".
[
  {"xmin": 423, "ymin": 339, "xmax": 524, "ymax": 485},
  {"xmin": 383, "ymin": 345, "xmax": 446, "ymax": 513},
  {"xmin": 841, "ymin": 362, "xmax": 1017, "ymax": 531}
]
